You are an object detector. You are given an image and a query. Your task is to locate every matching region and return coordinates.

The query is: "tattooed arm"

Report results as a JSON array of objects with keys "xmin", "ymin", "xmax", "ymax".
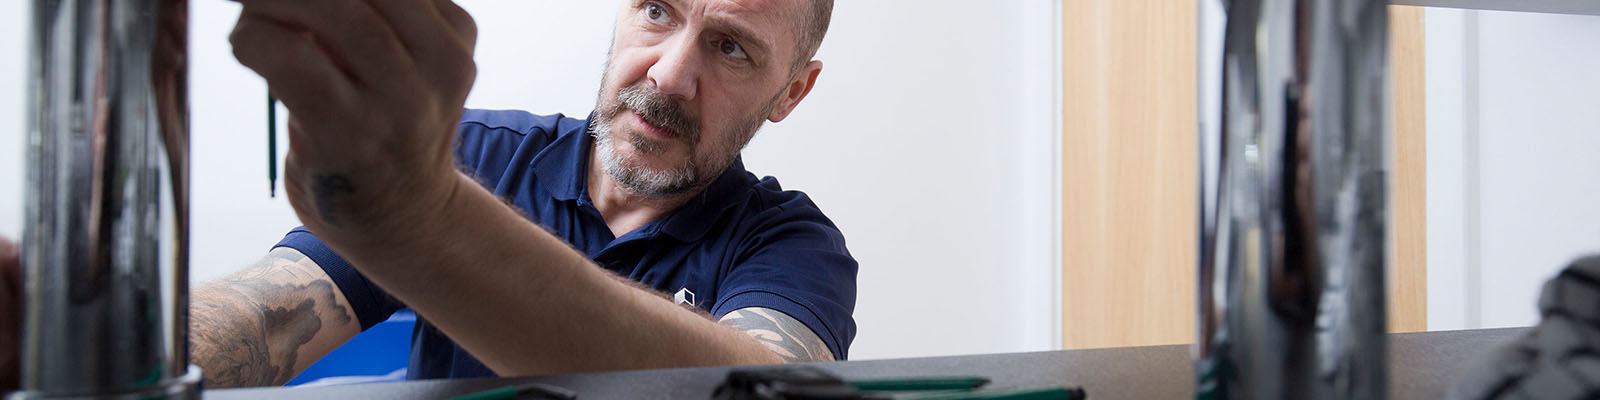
[
  {"xmin": 190, "ymin": 247, "xmax": 360, "ymax": 388},
  {"xmin": 719, "ymin": 308, "xmax": 835, "ymax": 362}
]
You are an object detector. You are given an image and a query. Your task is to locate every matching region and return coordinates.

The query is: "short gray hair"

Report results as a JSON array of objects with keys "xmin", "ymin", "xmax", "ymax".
[{"xmin": 791, "ymin": 0, "xmax": 834, "ymax": 72}]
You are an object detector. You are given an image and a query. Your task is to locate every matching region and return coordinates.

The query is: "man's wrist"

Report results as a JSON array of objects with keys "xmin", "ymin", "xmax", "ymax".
[{"xmin": 293, "ymin": 166, "xmax": 468, "ymax": 251}]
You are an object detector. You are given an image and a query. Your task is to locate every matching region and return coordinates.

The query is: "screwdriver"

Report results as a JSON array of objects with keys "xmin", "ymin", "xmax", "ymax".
[{"xmin": 268, "ymin": 92, "xmax": 277, "ymax": 197}]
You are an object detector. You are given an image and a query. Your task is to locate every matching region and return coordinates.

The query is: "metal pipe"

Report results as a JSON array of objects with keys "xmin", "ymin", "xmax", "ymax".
[
  {"xmin": 19, "ymin": 0, "xmax": 201, "ymax": 397},
  {"xmin": 1197, "ymin": 0, "xmax": 1389, "ymax": 398}
]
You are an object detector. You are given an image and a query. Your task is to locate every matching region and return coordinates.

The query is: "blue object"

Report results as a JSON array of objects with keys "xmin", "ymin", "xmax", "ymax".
[
  {"xmin": 274, "ymin": 110, "xmax": 858, "ymax": 380},
  {"xmin": 285, "ymin": 310, "xmax": 416, "ymax": 386}
]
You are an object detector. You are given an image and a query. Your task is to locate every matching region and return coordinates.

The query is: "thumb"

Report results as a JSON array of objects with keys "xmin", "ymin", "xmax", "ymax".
[{"xmin": 0, "ymin": 238, "xmax": 17, "ymax": 295}]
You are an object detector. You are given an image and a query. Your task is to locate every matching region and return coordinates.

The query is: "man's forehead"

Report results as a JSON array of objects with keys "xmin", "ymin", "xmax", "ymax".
[
  {"xmin": 700, "ymin": 0, "xmax": 802, "ymax": 16},
  {"xmin": 650, "ymin": 0, "xmax": 805, "ymax": 32},
  {"xmin": 635, "ymin": 0, "xmax": 807, "ymax": 58},
  {"xmin": 673, "ymin": 0, "xmax": 803, "ymax": 16}
]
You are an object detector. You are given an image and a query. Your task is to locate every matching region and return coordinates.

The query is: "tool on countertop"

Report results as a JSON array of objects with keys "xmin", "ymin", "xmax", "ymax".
[
  {"xmin": 850, "ymin": 376, "xmax": 990, "ymax": 392},
  {"xmin": 449, "ymin": 382, "xmax": 577, "ymax": 400},
  {"xmin": 712, "ymin": 366, "xmax": 1085, "ymax": 400}
]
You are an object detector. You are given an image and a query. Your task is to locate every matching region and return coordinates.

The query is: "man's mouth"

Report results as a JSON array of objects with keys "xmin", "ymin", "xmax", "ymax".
[{"xmin": 631, "ymin": 110, "xmax": 681, "ymax": 140}]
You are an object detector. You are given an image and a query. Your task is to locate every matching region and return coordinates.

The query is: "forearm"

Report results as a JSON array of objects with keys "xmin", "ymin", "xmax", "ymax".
[
  {"xmin": 190, "ymin": 285, "xmax": 294, "ymax": 388},
  {"xmin": 188, "ymin": 249, "xmax": 358, "ymax": 387},
  {"xmin": 314, "ymin": 172, "xmax": 781, "ymax": 376}
]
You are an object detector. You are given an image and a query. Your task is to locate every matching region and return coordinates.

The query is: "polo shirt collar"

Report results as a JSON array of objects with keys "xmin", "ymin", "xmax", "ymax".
[
  {"xmin": 531, "ymin": 115, "xmax": 750, "ymax": 243},
  {"xmin": 656, "ymin": 157, "xmax": 750, "ymax": 242},
  {"xmin": 529, "ymin": 117, "xmax": 591, "ymax": 202}
]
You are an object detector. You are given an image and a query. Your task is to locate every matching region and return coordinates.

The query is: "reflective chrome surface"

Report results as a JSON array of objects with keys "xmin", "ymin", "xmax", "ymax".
[
  {"xmin": 1197, "ymin": 0, "xmax": 1389, "ymax": 398},
  {"xmin": 20, "ymin": 0, "xmax": 200, "ymax": 397}
]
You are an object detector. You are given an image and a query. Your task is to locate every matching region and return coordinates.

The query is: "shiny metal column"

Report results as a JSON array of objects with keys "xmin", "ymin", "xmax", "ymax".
[
  {"xmin": 1196, "ymin": 0, "xmax": 1389, "ymax": 398},
  {"xmin": 19, "ymin": 0, "xmax": 201, "ymax": 398}
]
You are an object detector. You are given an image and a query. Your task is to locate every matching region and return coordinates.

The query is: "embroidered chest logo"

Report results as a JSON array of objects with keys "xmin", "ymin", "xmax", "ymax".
[{"xmin": 673, "ymin": 288, "xmax": 697, "ymax": 306}]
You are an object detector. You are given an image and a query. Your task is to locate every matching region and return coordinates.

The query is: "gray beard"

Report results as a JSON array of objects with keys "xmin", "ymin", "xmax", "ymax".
[
  {"xmin": 587, "ymin": 78, "xmax": 778, "ymax": 199},
  {"xmin": 589, "ymin": 118, "xmax": 702, "ymax": 199}
]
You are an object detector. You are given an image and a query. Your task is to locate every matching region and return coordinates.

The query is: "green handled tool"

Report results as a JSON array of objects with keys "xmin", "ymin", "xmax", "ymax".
[
  {"xmin": 850, "ymin": 376, "xmax": 991, "ymax": 392},
  {"xmin": 268, "ymin": 92, "xmax": 277, "ymax": 198},
  {"xmin": 449, "ymin": 383, "xmax": 577, "ymax": 400},
  {"xmin": 889, "ymin": 386, "xmax": 1086, "ymax": 400},
  {"xmin": 850, "ymin": 376, "xmax": 1083, "ymax": 400}
]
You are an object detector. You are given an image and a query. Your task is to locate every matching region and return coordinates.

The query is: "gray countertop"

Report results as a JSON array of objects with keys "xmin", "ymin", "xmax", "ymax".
[
  {"xmin": 206, "ymin": 327, "xmax": 1528, "ymax": 399},
  {"xmin": 1391, "ymin": 0, "xmax": 1600, "ymax": 16}
]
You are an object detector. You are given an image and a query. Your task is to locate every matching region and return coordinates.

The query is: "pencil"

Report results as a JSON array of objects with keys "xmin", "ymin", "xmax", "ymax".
[{"xmin": 268, "ymin": 92, "xmax": 277, "ymax": 198}]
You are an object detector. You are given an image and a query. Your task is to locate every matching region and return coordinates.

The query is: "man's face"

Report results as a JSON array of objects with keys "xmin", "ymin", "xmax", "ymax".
[{"xmin": 591, "ymin": 0, "xmax": 811, "ymax": 198}]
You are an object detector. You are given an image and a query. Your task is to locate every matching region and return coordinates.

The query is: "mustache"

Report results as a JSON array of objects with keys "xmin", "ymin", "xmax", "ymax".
[{"xmin": 617, "ymin": 85, "xmax": 700, "ymax": 143}]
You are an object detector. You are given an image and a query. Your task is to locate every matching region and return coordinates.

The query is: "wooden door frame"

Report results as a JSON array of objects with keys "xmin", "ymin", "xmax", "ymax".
[{"xmin": 1059, "ymin": 2, "xmax": 1428, "ymax": 349}]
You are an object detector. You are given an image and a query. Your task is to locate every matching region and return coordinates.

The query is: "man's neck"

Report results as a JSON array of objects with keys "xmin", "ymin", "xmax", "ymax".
[{"xmin": 585, "ymin": 146, "xmax": 698, "ymax": 238}]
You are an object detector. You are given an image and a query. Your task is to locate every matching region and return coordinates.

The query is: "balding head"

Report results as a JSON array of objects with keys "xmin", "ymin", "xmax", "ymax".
[
  {"xmin": 592, "ymin": 0, "xmax": 834, "ymax": 198},
  {"xmin": 791, "ymin": 0, "xmax": 833, "ymax": 72}
]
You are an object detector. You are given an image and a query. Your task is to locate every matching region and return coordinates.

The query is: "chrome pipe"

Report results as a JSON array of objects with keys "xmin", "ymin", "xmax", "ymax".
[
  {"xmin": 19, "ymin": 0, "xmax": 201, "ymax": 398},
  {"xmin": 1197, "ymin": 0, "xmax": 1390, "ymax": 398}
]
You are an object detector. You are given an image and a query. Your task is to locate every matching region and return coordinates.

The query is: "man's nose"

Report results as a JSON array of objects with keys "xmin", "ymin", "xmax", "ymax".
[{"xmin": 646, "ymin": 34, "xmax": 700, "ymax": 101}]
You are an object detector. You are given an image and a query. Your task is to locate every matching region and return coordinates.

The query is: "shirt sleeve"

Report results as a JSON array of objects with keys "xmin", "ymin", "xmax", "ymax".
[
  {"xmin": 274, "ymin": 227, "xmax": 404, "ymax": 331},
  {"xmin": 452, "ymin": 109, "xmax": 563, "ymax": 186},
  {"xmin": 709, "ymin": 207, "xmax": 859, "ymax": 360}
]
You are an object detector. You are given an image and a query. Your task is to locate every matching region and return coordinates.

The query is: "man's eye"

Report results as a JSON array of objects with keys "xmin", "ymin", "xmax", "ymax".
[
  {"xmin": 645, "ymin": 3, "xmax": 668, "ymax": 22},
  {"xmin": 719, "ymin": 39, "xmax": 748, "ymax": 60}
]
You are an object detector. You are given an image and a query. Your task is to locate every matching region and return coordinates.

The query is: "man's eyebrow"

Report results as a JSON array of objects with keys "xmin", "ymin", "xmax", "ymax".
[{"xmin": 706, "ymin": 16, "xmax": 772, "ymax": 61}]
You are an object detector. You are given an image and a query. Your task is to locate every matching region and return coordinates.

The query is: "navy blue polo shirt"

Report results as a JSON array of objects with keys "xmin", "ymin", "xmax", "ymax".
[{"xmin": 275, "ymin": 109, "xmax": 858, "ymax": 379}]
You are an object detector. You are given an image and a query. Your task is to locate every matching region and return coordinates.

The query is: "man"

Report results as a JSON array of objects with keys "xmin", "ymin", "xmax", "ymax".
[{"xmin": 1, "ymin": 0, "xmax": 855, "ymax": 388}]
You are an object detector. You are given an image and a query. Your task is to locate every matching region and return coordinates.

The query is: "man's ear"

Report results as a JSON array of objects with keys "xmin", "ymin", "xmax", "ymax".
[{"xmin": 766, "ymin": 60, "xmax": 823, "ymax": 123}]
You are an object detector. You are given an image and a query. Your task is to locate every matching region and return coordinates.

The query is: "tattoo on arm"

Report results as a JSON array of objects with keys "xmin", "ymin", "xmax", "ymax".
[
  {"xmin": 190, "ymin": 247, "xmax": 354, "ymax": 387},
  {"xmin": 719, "ymin": 307, "xmax": 835, "ymax": 362},
  {"xmin": 310, "ymin": 173, "xmax": 355, "ymax": 227}
]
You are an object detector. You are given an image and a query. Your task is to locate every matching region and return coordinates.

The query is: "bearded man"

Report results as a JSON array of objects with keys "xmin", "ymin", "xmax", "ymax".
[{"xmin": 172, "ymin": 0, "xmax": 852, "ymax": 386}]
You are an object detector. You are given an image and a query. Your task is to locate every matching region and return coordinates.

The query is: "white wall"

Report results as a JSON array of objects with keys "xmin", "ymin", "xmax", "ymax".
[
  {"xmin": 0, "ymin": 1, "xmax": 1061, "ymax": 360},
  {"xmin": 1425, "ymin": 9, "xmax": 1600, "ymax": 331},
  {"xmin": 0, "ymin": 0, "xmax": 23, "ymax": 240},
  {"xmin": 743, "ymin": 1, "xmax": 1061, "ymax": 359},
  {"xmin": 1424, "ymin": 7, "xmax": 1471, "ymax": 331}
]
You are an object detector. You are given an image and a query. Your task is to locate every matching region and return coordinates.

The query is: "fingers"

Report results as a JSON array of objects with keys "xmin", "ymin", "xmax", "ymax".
[
  {"xmin": 235, "ymin": 0, "xmax": 419, "ymax": 92},
  {"xmin": 230, "ymin": 14, "xmax": 355, "ymax": 122},
  {"xmin": 359, "ymin": 0, "xmax": 471, "ymax": 58},
  {"xmin": 0, "ymin": 237, "xmax": 14, "ymax": 392},
  {"xmin": 434, "ymin": 0, "xmax": 478, "ymax": 48},
  {"xmin": 358, "ymin": 0, "xmax": 478, "ymax": 100},
  {"xmin": 432, "ymin": 0, "xmax": 478, "ymax": 102},
  {"xmin": 0, "ymin": 236, "xmax": 19, "ymax": 310},
  {"xmin": 0, "ymin": 237, "xmax": 16, "ymax": 278},
  {"xmin": 234, "ymin": 0, "xmax": 476, "ymax": 111}
]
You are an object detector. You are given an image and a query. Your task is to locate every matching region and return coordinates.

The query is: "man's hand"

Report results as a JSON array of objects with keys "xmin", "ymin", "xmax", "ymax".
[
  {"xmin": 0, "ymin": 237, "xmax": 22, "ymax": 390},
  {"xmin": 229, "ymin": 0, "xmax": 478, "ymax": 243}
]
